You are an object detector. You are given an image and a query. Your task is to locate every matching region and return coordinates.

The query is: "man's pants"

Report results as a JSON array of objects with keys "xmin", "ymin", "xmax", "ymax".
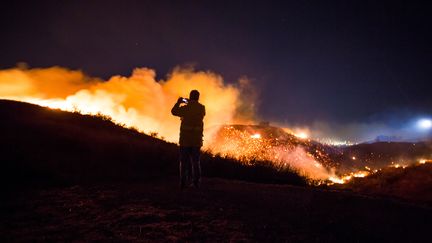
[{"xmin": 179, "ymin": 146, "xmax": 201, "ymax": 186}]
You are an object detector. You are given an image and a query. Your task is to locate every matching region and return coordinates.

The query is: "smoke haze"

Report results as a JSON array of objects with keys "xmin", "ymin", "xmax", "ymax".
[
  {"xmin": 0, "ymin": 66, "xmax": 246, "ymax": 144},
  {"xmin": 0, "ymin": 65, "xmax": 342, "ymax": 180}
]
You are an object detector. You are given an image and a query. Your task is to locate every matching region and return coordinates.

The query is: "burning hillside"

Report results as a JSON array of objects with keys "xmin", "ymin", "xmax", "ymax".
[
  {"xmin": 0, "ymin": 66, "xmax": 341, "ymax": 182},
  {"xmin": 0, "ymin": 99, "xmax": 307, "ymax": 187},
  {"xmin": 2, "ymin": 66, "xmax": 431, "ymax": 185},
  {"xmin": 209, "ymin": 123, "xmax": 339, "ymax": 166},
  {"xmin": 207, "ymin": 124, "xmax": 341, "ymax": 180}
]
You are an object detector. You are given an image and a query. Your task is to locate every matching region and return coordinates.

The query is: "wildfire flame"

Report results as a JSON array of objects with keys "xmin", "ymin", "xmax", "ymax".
[
  {"xmin": 0, "ymin": 66, "xmax": 244, "ymax": 144},
  {"xmin": 328, "ymin": 171, "xmax": 370, "ymax": 184},
  {"xmin": 419, "ymin": 158, "xmax": 432, "ymax": 164},
  {"xmin": 294, "ymin": 132, "xmax": 309, "ymax": 140},
  {"xmin": 250, "ymin": 133, "xmax": 261, "ymax": 139},
  {"xmin": 2, "ymin": 66, "xmax": 345, "ymax": 181},
  {"xmin": 4, "ymin": 65, "xmax": 421, "ymax": 185},
  {"xmin": 207, "ymin": 125, "xmax": 337, "ymax": 180}
]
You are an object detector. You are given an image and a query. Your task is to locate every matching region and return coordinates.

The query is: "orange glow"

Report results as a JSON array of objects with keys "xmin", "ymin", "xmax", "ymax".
[
  {"xmin": 419, "ymin": 158, "xmax": 432, "ymax": 164},
  {"xmin": 0, "ymin": 66, "xmax": 246, "ymax": 144},
  {"xmin": 294, "ymin": 132, "xmax": 309, "ymax": 139},
  {"xmin": 0, "ymin": 65, "xmax": 381, "ymax": 184},
  {"xmin": 327, "ymin": 170, "xmax": 370, "ymax": 184},
  {"xmin": 389, "ymin": 163, "xmax": 407, "ymax": 169},
  {"xmin": 2, "ymin": 66, "xmax": 342, "ymax": 181},
  {"xmin": 328, "ymin": 176, "xmax": 345, "ymax": 184},
  {"xmin": 250, "ymin": 133, "xmax": 261, "ymax": 139},
  {"xmin": 207, "ymin": 126, "xmax": 335, "ymax": 180}
]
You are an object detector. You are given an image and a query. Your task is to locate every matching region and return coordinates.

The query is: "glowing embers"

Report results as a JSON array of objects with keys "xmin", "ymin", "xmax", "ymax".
[
  {"xmin": 419, "ymin": 158, "xmax": 432, "ymax": 164},
  {"xmin": 207, "ymin": 125, "xmax": 339, "ymax": 181},
  {"xmin": 328, "ymin": 176, "xmax": 345, "ymax": 184},
  {"xmin": 250, "ymin": 133, "xmax": 261, "ymax": 139},
  {"xmin": 294, "ymin": 132, "xmax": 308, "ymax": 140},
  {"xmin": 209, "ymin": 126, "xmax": 276, "ymax": 163},
  {"xmin": 389, "ymin": 161, "xmax": 408, "ymax": 169},
  {"xmin": 328, "ymin": 170, "xmax": 370, "ymax": 184}
]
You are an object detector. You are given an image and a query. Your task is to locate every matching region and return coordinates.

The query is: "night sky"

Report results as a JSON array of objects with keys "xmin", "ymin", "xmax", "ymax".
[{"xmin": 1, "ymin": 0, "xmax": 431, "ymax": 134}]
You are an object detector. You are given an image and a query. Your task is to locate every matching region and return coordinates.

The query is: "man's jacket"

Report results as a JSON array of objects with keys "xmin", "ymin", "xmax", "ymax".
[{"xmin": 171, "ymin": 100, "xmax": 206, "ymax": 147}]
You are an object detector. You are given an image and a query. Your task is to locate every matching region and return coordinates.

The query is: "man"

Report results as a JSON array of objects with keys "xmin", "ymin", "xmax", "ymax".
[{"xmin": 171, "ymin": 90, "xmax": 206, "ymax": 189}]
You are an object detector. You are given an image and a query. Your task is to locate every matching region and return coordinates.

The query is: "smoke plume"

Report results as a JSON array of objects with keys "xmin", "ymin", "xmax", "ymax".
[
  {"xmin": 0, "ymin": 66, "xmax": 244, "ymax": 144},
  {"xmin": 0, "ymin": 65, "xmax": 339, "ymax": 181}
]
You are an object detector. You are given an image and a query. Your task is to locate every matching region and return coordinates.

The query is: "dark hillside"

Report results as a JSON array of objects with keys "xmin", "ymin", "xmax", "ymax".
[
  {"xmin": 337, "ymin": 163, "xmax": 432, "ymax": 205},
  {"xmin": 335, "ymin": 141, "xmax": 432, "ymax": 171},
  {"xmin": 1, "ymin": 100, "xmax": 431, "ymax": 242},
  {"xmin": 0, "ymin": 100, "xmax": 178, "ymax": 187},
  {"xmin": 0, "ymin": 99, "xmax": 305, "ymax": 188}
]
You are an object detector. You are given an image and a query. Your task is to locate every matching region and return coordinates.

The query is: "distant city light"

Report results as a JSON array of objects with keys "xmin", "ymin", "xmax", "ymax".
[
  {"xmin": 317, "ymin": 138, "xmax": 355, "ymax": 146},
  {"xmin": 417, "ymin": 118, "xmax": 432, "ymax": 129}
]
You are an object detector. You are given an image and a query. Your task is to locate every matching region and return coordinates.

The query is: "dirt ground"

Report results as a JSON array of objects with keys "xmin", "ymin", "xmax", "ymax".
[{"xmin": 1, "ymin": 177, "xmax": 431, "ymax": 242}]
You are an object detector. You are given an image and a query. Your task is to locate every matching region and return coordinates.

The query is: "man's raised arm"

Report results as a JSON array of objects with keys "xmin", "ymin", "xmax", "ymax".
[{"xmin": 171, "ymin": 98, "xmax": 185, "ymax": 117}]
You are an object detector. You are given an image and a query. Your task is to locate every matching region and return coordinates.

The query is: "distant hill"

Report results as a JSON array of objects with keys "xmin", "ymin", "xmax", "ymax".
[
  {"xmin": 0, "ymin": 100, "xmax": 305, "ymax": 188},
  {"xmin": 337, "ymin": 163, "xmax": 432, "ymax": 205},
  {"xmin": 208, "ymin": 124, "xmax": 432, "ymax": 174},
  {"xmin": 334, "ymin": 141, "xmax": 432, "ymax": 171}
]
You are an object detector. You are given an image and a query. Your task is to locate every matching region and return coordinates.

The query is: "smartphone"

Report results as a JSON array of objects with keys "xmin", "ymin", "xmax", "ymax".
[{"xmin": 182, "ymin": 98, "xmax": 188, "ymax": 103}]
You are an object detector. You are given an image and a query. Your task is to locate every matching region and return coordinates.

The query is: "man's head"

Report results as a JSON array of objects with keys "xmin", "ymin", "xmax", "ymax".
[{"xmin": 189, "ymin": 90, "xmax": 200, "ymax": 101}]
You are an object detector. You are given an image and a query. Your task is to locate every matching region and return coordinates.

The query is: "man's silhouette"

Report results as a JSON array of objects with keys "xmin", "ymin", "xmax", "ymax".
[{"xmin": 171, "ymin": 90, "xmax": 206, "ymax": 189}]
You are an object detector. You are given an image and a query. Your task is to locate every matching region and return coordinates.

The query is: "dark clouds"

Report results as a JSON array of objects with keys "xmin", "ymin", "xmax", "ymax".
[{"xmin": 1, "ymin": 0, "xmax": 431, "ymax": 128}]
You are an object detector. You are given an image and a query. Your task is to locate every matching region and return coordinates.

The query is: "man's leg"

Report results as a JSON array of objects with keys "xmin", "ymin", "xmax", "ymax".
[
  {"xmin": 190, "ymin": 147, "xmax": 201, "ymax": 188},
  {"xmin": 179, "ymin": 147, "xmax": 191, "ymax": 189}
]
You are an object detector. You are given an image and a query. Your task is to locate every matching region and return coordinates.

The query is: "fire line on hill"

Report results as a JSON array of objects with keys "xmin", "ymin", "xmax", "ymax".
[{"xmin": 1, "ymin": 66, "xmax": 431, "ymax": 184}]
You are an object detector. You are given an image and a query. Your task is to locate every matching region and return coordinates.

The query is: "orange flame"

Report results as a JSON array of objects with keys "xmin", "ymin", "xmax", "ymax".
[
  {"xmin": 0, "ymin": 66, "xmax": 246, "ymax": 144},
  {"xmin": 207, "ymin": 126, "xmax": 336, "ymax": 180},
  {"xmin": 0, "ymin": 65, "xmax": 380, "ymax": 183}
]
